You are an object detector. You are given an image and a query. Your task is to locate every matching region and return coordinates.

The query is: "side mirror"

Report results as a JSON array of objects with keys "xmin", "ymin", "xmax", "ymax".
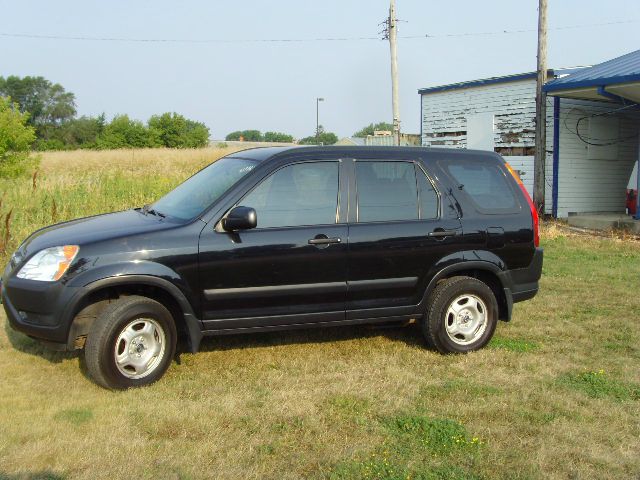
[{"xmin": 222, "ymin": 206, "xmax": 257, "ymax": 232}]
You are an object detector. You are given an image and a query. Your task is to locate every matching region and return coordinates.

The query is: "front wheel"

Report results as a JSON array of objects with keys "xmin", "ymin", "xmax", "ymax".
[
  {"xmin": 85, "ymin": 296, "xmax": 177, "ymax": 389},
  {"xmin": 422, "ymin": 276, "xmax": 498, "ymax": 353}
]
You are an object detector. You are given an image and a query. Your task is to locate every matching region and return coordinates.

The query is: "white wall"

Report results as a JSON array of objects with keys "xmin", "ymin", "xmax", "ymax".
[{"xmin": 555, "ymin": 98, "xmax": 640, "ymax": 217}]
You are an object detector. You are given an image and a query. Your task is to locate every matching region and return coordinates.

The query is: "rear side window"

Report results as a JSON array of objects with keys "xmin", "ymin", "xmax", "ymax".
[
  {"xmin": 355, "ymin": 161, "xmax": 440, "ymax": 222},
  {"xmin": 444, "ymin": 161, "xmax": 520, "ymax": 213}
]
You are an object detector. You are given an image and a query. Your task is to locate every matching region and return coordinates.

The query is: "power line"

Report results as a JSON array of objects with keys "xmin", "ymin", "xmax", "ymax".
[
  {"xmin": 0, "ymin": 19, "xmax": 638, "ymax": 44},
  {"xmin": 405, "ymin": 19, "xmax": 640, "ymax": 39}
]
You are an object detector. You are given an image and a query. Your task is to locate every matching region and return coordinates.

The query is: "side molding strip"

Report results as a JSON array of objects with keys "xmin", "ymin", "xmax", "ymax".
[
  {"xmin": 348, "ymin": 277, "xmax": 418, "ymax": 291},
  {"xmin": 204, "ymin": 277, "xmax": 419, "ymax": 300},
  {"xmin": 204, "ymin": 282, "xmax": 346, "ymax": 300}
]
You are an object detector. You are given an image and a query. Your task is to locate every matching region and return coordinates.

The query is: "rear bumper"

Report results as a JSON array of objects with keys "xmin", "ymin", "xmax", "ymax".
[
  {"xmin": 511, "ymin": 247, "xmax": 543, "ymax": 302},
  {"xmin": 499, "ymin": 247, "xmax": 543, "ymax": 320}
]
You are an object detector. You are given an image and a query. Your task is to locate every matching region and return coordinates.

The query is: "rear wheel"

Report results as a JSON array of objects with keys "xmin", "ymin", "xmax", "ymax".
[
  {"xmin": 85, "ymin": 296, "xmax": 176, "ymax": 389},
  {"xmin": 422, "ymin": 276, "xmax": 497, "ymax": 353}
]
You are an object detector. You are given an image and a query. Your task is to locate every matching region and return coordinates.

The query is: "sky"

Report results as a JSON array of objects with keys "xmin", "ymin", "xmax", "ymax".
[{"xmin": 2, "ymin": 0, "xmax": 640, "ymax": 140}]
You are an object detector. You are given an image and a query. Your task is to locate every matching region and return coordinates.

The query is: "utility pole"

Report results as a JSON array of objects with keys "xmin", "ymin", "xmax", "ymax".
[
  {"xmin": 388, "ymin": 0, "xmax": 401, "ymax": 146},
  {"xmin": 533, "ymin": 0, "xmax": 548, "ymax": 211}
]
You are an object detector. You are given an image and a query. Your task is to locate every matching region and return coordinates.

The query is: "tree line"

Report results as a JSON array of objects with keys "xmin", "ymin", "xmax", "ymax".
[
  {"xmin": 0, "ymin": 76, "xmax": 210, "ymax": 150},
  {"xmin": 223, "ymin": 121, "xmax": 393, "ymax": 146}
]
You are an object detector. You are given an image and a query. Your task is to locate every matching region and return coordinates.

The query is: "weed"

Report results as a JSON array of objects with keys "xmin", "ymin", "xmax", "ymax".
[{"xmin": 386, "ymin": 416, "xmax": 482, "ymax": 456}]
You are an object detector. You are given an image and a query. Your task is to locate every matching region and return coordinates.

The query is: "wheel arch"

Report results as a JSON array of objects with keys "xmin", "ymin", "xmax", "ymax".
[
  {"xmin": 65, "ymin": 275, "xmax": 203, "ymax": 352},
  {"xmin": 419, "ymin": 261, "xmax": 512, "ymax": 322}
]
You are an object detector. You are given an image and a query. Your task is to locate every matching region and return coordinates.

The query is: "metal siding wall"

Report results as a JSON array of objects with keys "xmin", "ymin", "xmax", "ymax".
[
  {"xmin": 421, "ymin": 80, "xmax": 537, "ymax": 149},
  {"xmin": 502, "ymin": 155, "xmax": 534, "ymax": 196},
  {"xmin": 555, "ymin": 98, "xmax": 640, "ymax": 217}
]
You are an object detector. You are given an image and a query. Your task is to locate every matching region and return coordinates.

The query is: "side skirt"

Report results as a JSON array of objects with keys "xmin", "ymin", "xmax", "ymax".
[{"xmin": 200, "ymin": 314, "xmax": 419, "ymax": 338}]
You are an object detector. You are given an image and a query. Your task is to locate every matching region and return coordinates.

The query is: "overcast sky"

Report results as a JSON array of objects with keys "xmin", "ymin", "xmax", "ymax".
[{"xmin": 2, "ymin": 0, "xmax": 639, "ymax": 139}]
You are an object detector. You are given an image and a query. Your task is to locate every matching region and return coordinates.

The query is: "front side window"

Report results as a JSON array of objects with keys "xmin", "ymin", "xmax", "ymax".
[{"xmin": 241, "ymin": 161, "xmax": 339, "ymax": 228}]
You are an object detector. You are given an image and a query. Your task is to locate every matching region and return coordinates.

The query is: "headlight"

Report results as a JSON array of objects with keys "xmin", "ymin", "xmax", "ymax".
[{"xmin": 16, "ymin": 246, "xmax": 79, "ymax": 281}]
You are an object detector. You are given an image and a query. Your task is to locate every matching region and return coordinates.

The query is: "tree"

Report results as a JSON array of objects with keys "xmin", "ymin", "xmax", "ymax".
[
  {"xmin": 298, "ymin": 125, "xmax": 338, "ymax": 145},
  {"xmin": 263, "ymin": 131, "xmax": 294, "ymax": 143},
  {"xmin": 0, "ymin": 97, "xmax": 37, "ymax": 177},
  {"xmin": 0, "ymin": 76, "xmax": 76, "ymax": 138},
  {"xmin": 37, "ymin": 115, "xmax": 105, "ymax": 150},
  {"xmin": 225, "ymin": 130, "xmax": 263, "ymax": 142},
  {"xmin": 95, "ymin": 115, "xmax": 160, "ymax": 149},
  {"xmin": 353, "ymin": 121, "xmax": 394, "ymax": 138},
  {"xmin": 148, "ymin": 112, "xmax": 210, "ymax": 148}
]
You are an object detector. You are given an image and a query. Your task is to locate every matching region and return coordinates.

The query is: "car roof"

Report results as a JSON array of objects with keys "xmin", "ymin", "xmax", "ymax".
[{"xmin": 228, "ymin": 145, "xmax": 500, "ymax": 162}]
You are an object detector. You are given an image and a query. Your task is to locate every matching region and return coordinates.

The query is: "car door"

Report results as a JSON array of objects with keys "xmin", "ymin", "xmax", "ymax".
[
  {"xmin": 346, "ymin": 159, "xmax": 463, "ymax": 319},
  {"xmin": 198, "ymin": 159, "xmax": 349, "ymax": 331}
]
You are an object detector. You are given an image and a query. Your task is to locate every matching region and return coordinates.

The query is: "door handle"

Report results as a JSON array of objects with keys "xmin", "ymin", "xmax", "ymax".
[
  {"xmin": 428, "ymin": 229, "xmax": 458, "ymax": 238},
  {"xmin": 308, "ymin": 236, "xmax": 342, "ymax": 245}
]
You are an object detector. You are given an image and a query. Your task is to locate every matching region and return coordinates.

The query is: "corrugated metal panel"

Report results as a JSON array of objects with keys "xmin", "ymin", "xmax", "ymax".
[{"xmin": 545, "ymin": 49, "xmax": 640, "ymax": 92}]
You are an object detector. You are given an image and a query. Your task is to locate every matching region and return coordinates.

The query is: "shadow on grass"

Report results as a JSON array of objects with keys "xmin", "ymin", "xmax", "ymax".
[
  {"xmin": 4, "ymin": 321, "xmax": 78, "ymax": 364},
  {"xmin": 197, "ymin": 321, "xmax": 427, "ymax": 354},
  {"xmin": 0, "ymin": 471, "xmax": 66, "ymax": 480}
]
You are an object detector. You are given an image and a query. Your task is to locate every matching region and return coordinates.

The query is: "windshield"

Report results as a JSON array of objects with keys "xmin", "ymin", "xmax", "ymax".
[{"xmin": 152, "ymin": 157, "xmax": 258, "ymax": 221}]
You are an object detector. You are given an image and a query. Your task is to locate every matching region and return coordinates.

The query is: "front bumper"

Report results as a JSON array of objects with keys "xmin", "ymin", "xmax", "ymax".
[{"xmin": 2, "ymin": 269, "xmax": 81, "ymax": 348}]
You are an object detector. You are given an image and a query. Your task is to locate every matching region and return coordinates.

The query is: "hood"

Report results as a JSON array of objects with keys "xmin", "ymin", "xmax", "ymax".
[{"xmin": 18, "ymin": 209, "xmax": 180, "ymax": 257}]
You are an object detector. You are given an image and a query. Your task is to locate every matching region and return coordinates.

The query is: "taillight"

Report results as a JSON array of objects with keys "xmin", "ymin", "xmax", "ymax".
[{"xmin": 505, "ymin": 162, "xmax": 540, "ymax": 247}]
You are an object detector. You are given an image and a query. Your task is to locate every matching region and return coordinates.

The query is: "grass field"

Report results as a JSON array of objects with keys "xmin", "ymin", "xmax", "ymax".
[{"xmin": 1, "ymin": 149, "xmax": 639, "ymax": 479}]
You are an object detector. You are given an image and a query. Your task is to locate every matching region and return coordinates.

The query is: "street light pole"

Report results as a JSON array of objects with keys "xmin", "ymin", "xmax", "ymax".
[{"xmin": 316, "ymin": 97, "xmax": 324, "ymax": 145}]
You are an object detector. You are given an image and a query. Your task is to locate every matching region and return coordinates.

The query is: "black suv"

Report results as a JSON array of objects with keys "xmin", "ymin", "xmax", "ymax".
[{"xmin": 2, "ymin": 147, "xmax": 542, "ymax": 389}]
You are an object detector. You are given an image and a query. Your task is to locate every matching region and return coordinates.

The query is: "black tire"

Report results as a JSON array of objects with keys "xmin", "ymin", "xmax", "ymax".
[
  {"xmin": 422, "ymin": 276, "xmax": 498, "ymax": 354},
  {"xmin": 85, "ymin": 296, "xmax": 177, "ymax": 389}
]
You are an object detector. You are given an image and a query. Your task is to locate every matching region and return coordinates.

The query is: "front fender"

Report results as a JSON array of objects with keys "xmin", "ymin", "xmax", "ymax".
[
  {"xmin": 67, "ymin": 261, "xmax": 195, "ymax": 306},
  {"xmin": 63, "ymin": 262, "xmax": 203, "ymax": 352}
]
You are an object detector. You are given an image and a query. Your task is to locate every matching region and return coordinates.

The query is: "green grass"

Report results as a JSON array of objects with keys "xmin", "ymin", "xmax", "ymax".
[
  {"xmin": 53, "ymin": 408, "xmax": 94, "ymax": 426},
  {"xmin": 1, "ymin": 149, "xmax": 640, "ymax": 479},
  {"xmin": 557, "ymin": 370, "xmax": 640, "ymax": 402}
]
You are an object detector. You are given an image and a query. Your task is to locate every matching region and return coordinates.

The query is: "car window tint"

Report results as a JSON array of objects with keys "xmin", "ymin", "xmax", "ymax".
[
  {"xmin": 356, "ymin": 161, "xmax": 419, "ymax": 222},
  {"xmin": 446, "ymin": 162, "xmax": 518, "ymax": 212},
  {"xmin": 241, "ymin": 162, "xmax": 339, "ymax": 228},
  {"xmin": 416, "ymin": 166, "xmax": 439, "ymax": 219}
]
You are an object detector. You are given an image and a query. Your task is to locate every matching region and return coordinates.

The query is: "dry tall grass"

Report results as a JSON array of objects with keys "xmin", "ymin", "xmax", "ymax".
[{"xmin": 39, "ymin": 146, "xmax": 246, "ymax": 174}]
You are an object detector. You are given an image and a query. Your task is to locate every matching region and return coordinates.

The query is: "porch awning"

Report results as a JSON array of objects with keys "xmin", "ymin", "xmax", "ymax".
[{"xmin": 544, "ymin": 49, "xmax": 640, "ymax": 103}]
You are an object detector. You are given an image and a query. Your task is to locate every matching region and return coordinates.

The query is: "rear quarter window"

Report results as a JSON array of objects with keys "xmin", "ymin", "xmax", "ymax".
[{"xmin": 441, "ymin": 159, "xmax": 521, "ymax": 214}]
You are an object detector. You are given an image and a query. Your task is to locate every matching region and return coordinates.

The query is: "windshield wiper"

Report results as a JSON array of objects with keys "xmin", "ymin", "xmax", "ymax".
[{"xmin": 141, "ymin": 204, "xmax": 166, "ymax": 218}]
